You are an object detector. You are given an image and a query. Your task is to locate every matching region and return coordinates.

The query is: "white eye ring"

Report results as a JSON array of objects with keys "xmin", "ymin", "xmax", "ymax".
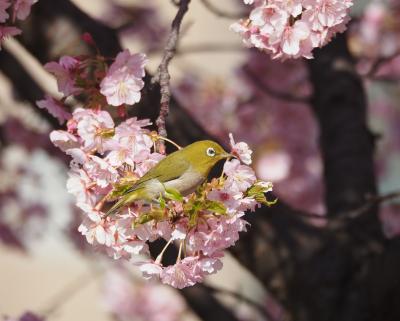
[{"xmin": 206, "ymin": 147, "xmax": 216, "ymax": 157}]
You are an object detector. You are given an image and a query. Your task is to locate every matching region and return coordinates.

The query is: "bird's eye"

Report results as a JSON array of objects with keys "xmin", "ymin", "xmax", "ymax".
[{"xmin": 206, "ymin": 147, "xmax": 216, "ymax": 157}]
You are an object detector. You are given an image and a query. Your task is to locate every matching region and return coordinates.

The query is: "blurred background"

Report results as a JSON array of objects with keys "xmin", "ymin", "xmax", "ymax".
[{"xmin": 1, "ymin": 0, "xmax": 400, "ymax": 321}]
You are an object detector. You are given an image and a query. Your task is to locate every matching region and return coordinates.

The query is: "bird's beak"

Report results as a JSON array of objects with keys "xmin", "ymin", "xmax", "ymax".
[{"xmin": 221, "ymin": 152, "xmax": 234, "ymax": 159}]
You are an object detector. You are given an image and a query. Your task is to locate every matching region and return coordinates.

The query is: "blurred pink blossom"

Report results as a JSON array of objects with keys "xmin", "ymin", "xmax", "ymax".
[
  {"xmin": 13, "ymin": 0, "xmax": 38, "ymax": 20},
  {"xmin": 0, "ymin": 0, "xmax": 10, "ymax": 23},
  {"xmin": 103, "ymin": 267, "xmax": 186, "ymax": 321},
  {"xmin": 255, "ymin": 150, "xmax": 291, "ymax": 182},
  {"xmin": 0, "ymin": 26, "xmax": 21, "ymax": 46},
  {"xmin": 36, "ymin": 95, "xmax": 71, "ymax": 125},
  {"xmin": 45, "ymin": 56, "xmax": 81, "ymax": 96}
]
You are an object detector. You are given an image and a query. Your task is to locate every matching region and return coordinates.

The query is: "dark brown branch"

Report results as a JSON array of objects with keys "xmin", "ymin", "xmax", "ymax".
[
  {"xmin": 181, "ymin": 285, "xmax": 241, "ymax": 321},
  {"xmin": 204, "ymin": 284, "xmax": 273, "ymax": 320},
  {"xmin": 200, "ymin": 0, "xmax": 247, "ymax": 19},
  {"xmin": 243, "ymin": 65, "xmax": 311, "ymax": 104},
  {"xmin": 295, "ymin": 190, "xmax": 400, "ymax": 223},
  {"xmin": 308, "ymin": 34, "xmax": 377, "ymax": 217},
  {"xmin": 151, "ymin": 0, "xmax": 191, "ymax": 152},
  {"xmin": 364, "ymin": 51, "xmax": 400, "ymax": 78},
  {"xmin": 0, "ymin": 49, "xmax": 61, "ymax": 129}
]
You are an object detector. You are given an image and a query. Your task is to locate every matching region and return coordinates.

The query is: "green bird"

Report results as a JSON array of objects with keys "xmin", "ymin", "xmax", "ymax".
[{"xmin": 106, "ymin": 140, "xmax": 231, "ymax": 216}]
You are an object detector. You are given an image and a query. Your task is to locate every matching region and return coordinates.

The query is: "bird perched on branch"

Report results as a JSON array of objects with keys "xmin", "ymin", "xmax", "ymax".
[{"xmin": 106, "ymin": 140, "xmax": 231, "ymax": 216}]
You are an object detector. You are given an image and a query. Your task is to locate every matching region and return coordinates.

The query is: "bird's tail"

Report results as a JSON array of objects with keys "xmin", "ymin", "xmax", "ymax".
[
  {"xmin": 104, "ymin": 197, "xmax": 126, "ymax": 217},
  {"xmin": 104, "ymin": 189, "xmax": 142, "ymax": 217}
]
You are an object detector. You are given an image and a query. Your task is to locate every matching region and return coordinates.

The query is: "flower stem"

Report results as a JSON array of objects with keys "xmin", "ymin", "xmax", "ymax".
[{"xmin": 155, "ymin": 237, "xmax": 174, "ymax": 264}]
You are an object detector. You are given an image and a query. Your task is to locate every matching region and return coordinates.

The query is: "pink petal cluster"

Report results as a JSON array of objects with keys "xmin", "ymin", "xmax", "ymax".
[
  {"xmin": 13, "ymin": 0, "xmax": 38, "ymax": 20},
  {"xmin": 0, "ymin": 0, "xmax": 37, "ymax": 47},
  {"xmin": 0, "ymin": 25, "xmax": 20, "ymax": 46},
  {"xmin": 229, "ymin": 132, "xmax": 252, "ymax": 165},
  {"xmin": 231, "ymin": 0, "xmax": 353, "ymax": 60},
  {"xmin": 103, "ymin": 267, "xmax": 186, "ymax": 321},
  {"xmin": 39, "ymin": 48, "xmax": 147, "ymax": 124},
  {"xmin": 348, "ymin": 1, "xmax": 400, "ymax": 77},
  {"xmin": 100, "ymin": 49, "xmax": 147, "ymax": 106},
  {"xmin": 44, "ymin": 56, "xmax": 81, "ymax": 96},
  {"xmin": 50, "ymin": 108, "xmax": 273, "ymax": 288},
  {"xmin": 0, "ymin": 0, "xmax": 11, "ymax": 23},
  {"xmin": 36, "ymin": 95, "xmax": 71, "ymax": 125}
]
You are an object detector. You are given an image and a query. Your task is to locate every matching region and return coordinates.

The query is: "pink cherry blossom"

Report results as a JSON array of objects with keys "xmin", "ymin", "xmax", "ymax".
[
  {"xmin": 0, "ymin": 0, "xmax": 10, "ymax": 23},
  {"xmin": 232, "ymin": 0, "xmax": 353, "ymax": 60},
  {"xmin": 223, "ymin": 159, "xmax": 257, "ymax": 192},
  {"xmin": 84, "ymin": 155, "xmax": 118, "ymax": 189},
  {"xmin": 103, "ymin": 267, "xmax": 186, "ymax": 321},
  {"xmin": 78, "ymin": 214, "xmax": 114, "ymax": 246},
  {"xmin": 160, "ymin": 257, "xmax": 198, "ymax": 289},
  {"xmin": 303, "ymin": 0, "xmax": 352, "ymax": 31},
  {"xmin": 100, "ymin": 49, "xmax": 147, "ymax": 106},
  {"xmin": 196, "ymin": 255, "xmax": 223, "ymax": 274},
  {"xmin": 106, "ymin": 121, "xmax": 153, "ymax": 167},
  {"xmin": 36, "ymin": 95, "xmax": 71, "ymax": 124},
  {"xmin": 229, "ymin": 132, "xmax": 253, "ymax": 165},
  {"xmin": 0, "ymin": 26, "xmax": 21, "ymax": 47},
  {"xmin": 281, "ymin": 21, "xmax": 310, "ymax": 56},
  {"xmin": 208, "ymin": 188, "xmax": 242, "ymax": 213},
  {"xmin": 135, "ymin": 152, "xmax": 165, "ymax": 177},
  {"xmin": 13, "ymin": 0, "xmax": 38, "ymax": 21},
  {"xmin": 45, "ymin": 56, "xmax": 81, "ymax": 96},
  {"xmin": 49, "ymin": 130, "xmax": 79, "ymax": 152},
  {"xmin": 66, "ymin": 166, "xmax": 96, "ymax": 211},
  {"xmin": 73, "ymin": 108, "xmax": 115, "ymax": 153},
  {"xmin": 139, "ymin": 262, "xmax": 164, "ymax": 280}
]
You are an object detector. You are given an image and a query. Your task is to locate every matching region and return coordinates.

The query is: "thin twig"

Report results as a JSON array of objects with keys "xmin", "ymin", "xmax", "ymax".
[
  {"xmin": 152, "ymin": 0, "xmax": 191, "ymax": 153},
  {"xmin": 200, "ymin": 0, "xmax": 247, "ymax": 19},
  {"xmin": 364, "ymin": 51, "xmax": 400, "ymax": 78},
  {"xmin": 204, "ymin": 284, "xmax": 274, "ymax": 320},
  {"xmin": 343, "ymin": 190, "xmax": 400, "ymax": 220},
  {"xmin": 243, "ymin": 65, "xmax": 311, "ymax": 104},
  {"xmin": 296, "ymin": 190, "xmax": 400, "ymax": 225}
]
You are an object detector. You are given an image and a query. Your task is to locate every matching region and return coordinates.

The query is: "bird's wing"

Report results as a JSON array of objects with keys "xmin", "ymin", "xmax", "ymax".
[{"xmin": 125, "ymin": 155, "xmax": 191, "ymax": 194}]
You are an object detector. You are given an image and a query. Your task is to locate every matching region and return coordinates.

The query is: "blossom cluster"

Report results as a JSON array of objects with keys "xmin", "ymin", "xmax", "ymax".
[
  {"xmin": 0, "ymin": 0, "xmax": 37, "ymax": 47},
  {"xmin": 50, "ymin": 107, "xmax": 273, "ymax": 288},
  {"xmin": 349, "ymin": 1, "xmax": 400, "ymax": 60},
  {"xmin": 37, "ymin": 47, "xmax": 147, "ymax": 124},
  {"xmin": 348, "ymin": 1, "xmax": 400, "ymax": 77},
  {"xmin": 103, "ymin": 267, "xmax": 186, "ymax": 321},
  {"xmin": 231, "ymin": 0, "xmax": 353, "ymax": 60}
]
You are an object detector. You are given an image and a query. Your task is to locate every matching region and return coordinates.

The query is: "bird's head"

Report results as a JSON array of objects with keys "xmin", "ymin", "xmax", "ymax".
[{"xmin": 183, "ymin": 140, "xmax": 232, "ymax": 175}]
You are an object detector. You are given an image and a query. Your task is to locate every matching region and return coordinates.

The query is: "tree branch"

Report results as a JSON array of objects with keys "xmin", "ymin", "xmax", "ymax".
[
  {"xmin": 243, "ymin": 65, "xmax": 311, "ymax": 104},
  {"xmin": 151, "ymin": 0, "xmax": 191, "ymax": 153},
  {"xmin": 308, "ymin": 34, "xmax": 377, "ymax": 217}
]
